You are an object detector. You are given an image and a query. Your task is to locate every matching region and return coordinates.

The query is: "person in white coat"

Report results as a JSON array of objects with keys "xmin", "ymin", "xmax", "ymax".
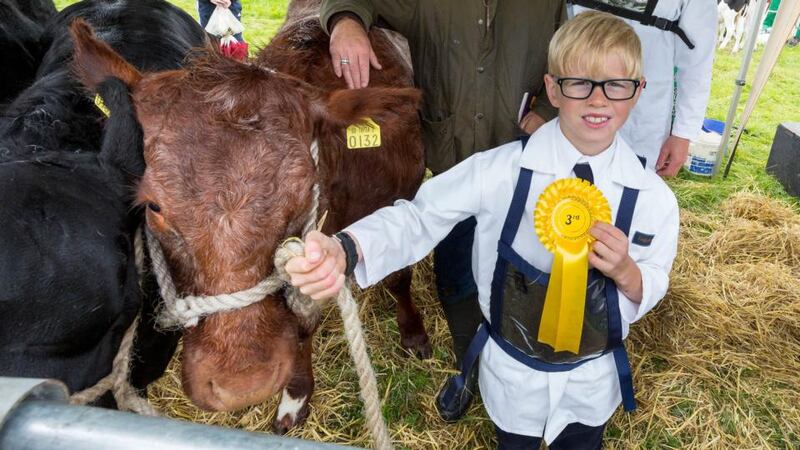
[
  {"xmin": 570, "ymin": 0, "xmax": 717, "ymax": 177},
  {"xmin": 286, "ymin": 12, "xmax": 679, "ymax": 449}
]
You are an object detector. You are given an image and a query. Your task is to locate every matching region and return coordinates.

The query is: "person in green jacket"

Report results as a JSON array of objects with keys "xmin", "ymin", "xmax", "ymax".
[{"xmin": 319, "ymin": 0, "xmax": 566, "ymax": 423}]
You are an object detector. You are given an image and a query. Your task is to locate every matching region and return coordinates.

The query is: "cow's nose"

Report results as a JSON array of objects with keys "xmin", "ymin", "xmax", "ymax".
[
  {"xmin": 210, "ymin": 366, "xmax": 282, "ymax": 410},
  {"xmin": 185, "ymin": 361, "xmax": 291, "ymax": 412},
  {"xmin": 188, "ymin": 380, "xmax": 227, "ymax": 411},
  {"xmin": 180, "ymin": 297, "xmax": 301, "ymax": 412}
]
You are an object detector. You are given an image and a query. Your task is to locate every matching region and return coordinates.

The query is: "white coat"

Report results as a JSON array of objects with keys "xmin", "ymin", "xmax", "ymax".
[
  {"xmin": 572, "ymin": 0, "xmax": 718, "ymax": 167},
  {"xmin": 345, "ymin": 119, "xmax": 679, "ymax": 442}
]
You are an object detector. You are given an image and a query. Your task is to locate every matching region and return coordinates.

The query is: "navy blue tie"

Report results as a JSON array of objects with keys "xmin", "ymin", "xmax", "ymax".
[{"xmin": 573, "ymin": 163, "xmax": 594, "ymax": 185}]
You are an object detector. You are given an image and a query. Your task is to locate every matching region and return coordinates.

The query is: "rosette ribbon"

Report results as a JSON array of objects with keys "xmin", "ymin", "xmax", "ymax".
[{"xmin": 534, "ymin": 178, "xmax": 611, "ymax": 354}]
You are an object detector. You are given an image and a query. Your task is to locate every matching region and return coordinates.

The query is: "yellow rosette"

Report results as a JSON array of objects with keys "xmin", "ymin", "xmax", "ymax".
[{"xmin": 534, "ymin": 178, "xmax": 611, "ymax": 354}]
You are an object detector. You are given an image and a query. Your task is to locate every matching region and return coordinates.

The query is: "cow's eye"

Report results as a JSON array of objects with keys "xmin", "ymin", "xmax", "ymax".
[{"xmin": 148, "ymin": 202, "xmax": 162, "ymax": 213}]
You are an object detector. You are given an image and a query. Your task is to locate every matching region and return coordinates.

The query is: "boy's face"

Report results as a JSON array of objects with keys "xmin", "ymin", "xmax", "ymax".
[{"xmin": 544, "ymin": 54, "xmax": 643, "ymax": 156}]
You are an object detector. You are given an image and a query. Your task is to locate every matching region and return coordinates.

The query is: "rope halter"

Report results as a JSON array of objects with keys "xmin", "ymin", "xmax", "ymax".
[{"xmin": 150, "ymin": 140, "xmax": 323, "ymax": 331}]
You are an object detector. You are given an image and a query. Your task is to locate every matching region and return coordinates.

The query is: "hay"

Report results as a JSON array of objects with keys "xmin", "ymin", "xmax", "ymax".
[
  {"xmin": 149, "ymin": 191, "xmax": 800, "ymax": 449},
  {"xmin": 616, "ymin": 192, "xmax": 800, "ymax": 449}
]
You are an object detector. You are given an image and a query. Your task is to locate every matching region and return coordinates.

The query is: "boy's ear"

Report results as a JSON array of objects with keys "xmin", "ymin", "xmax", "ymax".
[
  {"xmin": 632, "ymin": 76, "xmax": 646, "ymax": 103},
  {"xmin": 543, "ymin": 74, "xmax": 561, "ymax": 109}
]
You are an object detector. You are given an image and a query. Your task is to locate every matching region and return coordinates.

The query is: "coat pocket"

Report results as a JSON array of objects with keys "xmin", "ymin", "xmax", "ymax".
[{"xmin": 421, "ymin": 114, "xmax": 456, "ymax": 174}]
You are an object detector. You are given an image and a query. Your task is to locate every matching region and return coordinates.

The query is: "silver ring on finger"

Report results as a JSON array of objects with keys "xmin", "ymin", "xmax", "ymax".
[{"xmin": 340, "ymin": 58, "xmax": 350, "ymax": 65}]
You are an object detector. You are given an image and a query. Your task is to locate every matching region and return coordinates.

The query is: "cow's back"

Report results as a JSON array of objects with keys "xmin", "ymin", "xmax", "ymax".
[
  {"xmin": 0, "ymin": 0, "xmax": 206, "ymax": 155},
  {"xmin": 39, "ymin": 0, "xmax": 206, "ymax": 76},
  {"xmin": 15, "ymin": 0, "xmax": 56, "ymax": 24},
  {"xmin": 257, "ymin": 14, "xmax": 424, "ymax": 231},
  {"xmin": 0, "ymin": 0, "xmax": 52, "ymax": 104}
]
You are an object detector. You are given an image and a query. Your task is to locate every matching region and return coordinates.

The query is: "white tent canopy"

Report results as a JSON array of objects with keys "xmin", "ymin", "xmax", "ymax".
[{"xmin": 717, "ymin": 0, "xmax": 800, "ymax": 177}]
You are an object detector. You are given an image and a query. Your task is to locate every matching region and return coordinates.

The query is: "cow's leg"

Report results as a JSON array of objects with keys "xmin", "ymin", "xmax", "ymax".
[
  {"xmin": 718, "ymin": 4, "xmax": 729, "ymax": 45},
  {"xmin": 733, "ymin": 13, "xmax": 746, "ymax": 52},
  {"xmin": 720, "ymin": 8, "xmax": 735, "ymax": 49},
  {"xmin": 385, "ymin": 267, "xmax": 432, "ymax": 359},
  {"xmin": 272, "ymin": 334, "xmax": 314, "ymax": 434}
]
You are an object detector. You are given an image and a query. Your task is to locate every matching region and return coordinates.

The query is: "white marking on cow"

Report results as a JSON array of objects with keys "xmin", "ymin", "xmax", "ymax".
[
  {"xmin": 277, "ymin": 388, "xmax": 307, "ymax": 423},
  {"xmin": 718, "ymin": 0, "xmax": 756, "ymax": 53}
]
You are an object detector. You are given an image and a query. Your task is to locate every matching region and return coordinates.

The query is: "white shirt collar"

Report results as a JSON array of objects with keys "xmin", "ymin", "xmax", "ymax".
[{"xmin": 519, "ymin": 119, "xmax": 648, "ymax": 190}]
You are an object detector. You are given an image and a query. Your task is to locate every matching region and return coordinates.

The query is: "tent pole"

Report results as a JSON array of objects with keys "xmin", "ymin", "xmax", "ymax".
[{"xmin": 714, "ymin": 0, "xmax": 770, "ymax": 176}]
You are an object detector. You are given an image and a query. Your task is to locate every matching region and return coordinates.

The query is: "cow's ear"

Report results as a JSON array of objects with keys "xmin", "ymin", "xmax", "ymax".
[
  {"xmin": 69, "ymin": 18, "xmax": 141, "ymax": 90},
  {"xmin": 314, "ymin": 87, "xmax": 422, "ymax": 127},
  {"xmin": 96, "ymin": 77, "xmax": 145, "ymax": 179}
]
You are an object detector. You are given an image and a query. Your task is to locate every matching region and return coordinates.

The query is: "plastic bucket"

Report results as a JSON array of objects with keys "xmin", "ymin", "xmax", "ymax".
[
  {"xmin": 684, "ymin": 119, "xmax": 724, "ymax": 176},
  {"xmin": 702, "ymin": 118, "xmax": 725, "ymax": 135}
]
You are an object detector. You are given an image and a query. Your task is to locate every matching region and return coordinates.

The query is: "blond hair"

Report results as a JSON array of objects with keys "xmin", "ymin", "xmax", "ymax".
[{"xmin": 548, "ymin": 11, "xmax": 642, "ymax": 79}]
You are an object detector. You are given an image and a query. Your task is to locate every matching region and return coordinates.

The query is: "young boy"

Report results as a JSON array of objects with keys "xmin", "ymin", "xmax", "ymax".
[{"xmin": 286, "ymin": 11, "xmax": 679, "ymax": 449}]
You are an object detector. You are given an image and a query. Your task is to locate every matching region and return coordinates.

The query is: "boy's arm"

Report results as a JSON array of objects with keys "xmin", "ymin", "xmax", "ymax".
[
  {"xmin": 344, "ymin": 153, "xmax": 485, "ymax": 287},
  {"xmin": 590, "ymin": 193, "xmax": 679, "ymax": 323},
  {"xmin": 622, "ymin": 196, "xmax": 679, "ymax": 323},
  {"xmin": 285, "ymin": 152, "xmax": 487, "ymax": 297}
]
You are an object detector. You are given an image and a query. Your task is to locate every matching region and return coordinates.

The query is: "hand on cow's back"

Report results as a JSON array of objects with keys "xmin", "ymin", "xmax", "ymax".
[
  {"xmin": 329, "ymin": 17, "xmax": 382, "ymax": 89},
  {"xmin": 286, "ymin": 230, "xmax": 349, "ymax": 300}
]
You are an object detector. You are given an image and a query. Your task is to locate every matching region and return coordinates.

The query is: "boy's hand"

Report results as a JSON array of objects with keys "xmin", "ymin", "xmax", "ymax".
[
  {"xmin": 589, "ymin": 222, "xmax": 643, "ymax": 303},
  {"xmin": 284, "ymin": 230, "xmax": 347, "ymax": 300}
]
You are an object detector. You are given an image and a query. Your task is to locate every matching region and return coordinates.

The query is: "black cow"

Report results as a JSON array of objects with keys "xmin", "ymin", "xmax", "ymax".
[
  {"xmin": 721, "ymin": 0, "xmax": 749, "ymax": 12},
  {"xmin": 0, "ymin": 0, "xmax": 55, "ymax": 104},
  {"xmin": 0, "ymin": 0, "xmax": 206, "ymax": 405},
  {"xmin": 1, "ymin": 0, "xmax": 208, "ymax": 156},
  {"xmin": 0, "ymin": 77, "xmax": 150, "ymax": 394},
  {"xmin": 13, "ymin": 0, "xmax": 56, "ymax": 24}
]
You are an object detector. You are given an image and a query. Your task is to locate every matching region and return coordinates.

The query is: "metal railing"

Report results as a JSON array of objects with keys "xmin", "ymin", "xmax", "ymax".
[{"xmin": 0, "ymin": 377, "xmax": 362, "ymax": 450}]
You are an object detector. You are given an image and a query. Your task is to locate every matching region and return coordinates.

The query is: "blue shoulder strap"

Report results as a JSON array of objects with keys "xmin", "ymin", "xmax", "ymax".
[
  {"xmin": 604, "ymin": 173, "xmax": 642, "ymax": 412},
  {"xmin": 498, "ymin": 136, "xmax": 533, "ymax": 244},
  {"xmin": 615, "ymin": 155, "xmax": 645, "ymax": 235},
  {"xmin": 491, "ymin": 136, "xmax": 533, "ymax": 327}
]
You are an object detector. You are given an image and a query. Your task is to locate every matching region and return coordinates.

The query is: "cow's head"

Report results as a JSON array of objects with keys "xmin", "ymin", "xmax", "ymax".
[{"xmin": 70, "ymin": 20, "xmax": 420, "ymax": 411}]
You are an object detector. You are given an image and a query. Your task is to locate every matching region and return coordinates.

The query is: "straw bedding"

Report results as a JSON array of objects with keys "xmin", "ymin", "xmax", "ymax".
[{"xmin": 148, "ymin": 191, "xmax": 800, "ymax": 449}]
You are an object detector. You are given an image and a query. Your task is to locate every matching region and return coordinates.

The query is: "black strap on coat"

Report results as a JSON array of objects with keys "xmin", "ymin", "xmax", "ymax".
[{"xmin": 568, "ymin": 0, "xmax": 695, "ymax": 49}]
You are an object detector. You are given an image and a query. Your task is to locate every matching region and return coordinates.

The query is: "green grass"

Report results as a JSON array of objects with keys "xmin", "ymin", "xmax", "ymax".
[
  {"xmin": 672, "ymin": 45, "xmax": 800, "ymax": 213},
  {"xmin": 54, "ymin": 0, "xmax": 289, "ymax": 47}
]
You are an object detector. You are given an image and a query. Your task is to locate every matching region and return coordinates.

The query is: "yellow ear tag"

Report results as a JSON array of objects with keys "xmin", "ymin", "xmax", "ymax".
[
  {"xmin": 94, "ymin": 94, "xmax": 110, "ymax": 117},
  {"xmin": 346, "ymin": 118, "xmax": 381, "ymax": 149}
]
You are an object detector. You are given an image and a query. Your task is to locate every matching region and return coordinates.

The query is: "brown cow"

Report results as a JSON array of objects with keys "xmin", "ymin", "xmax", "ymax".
[{"xmin": 69, "ymin": 4, "xmax": 431, "ymax": 433}]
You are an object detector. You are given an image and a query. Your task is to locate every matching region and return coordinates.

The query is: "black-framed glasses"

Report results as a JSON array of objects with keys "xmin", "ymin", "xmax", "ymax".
[{"xmin": 554, "ymin": 77, "xmax": 643, "ymax": 101}]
